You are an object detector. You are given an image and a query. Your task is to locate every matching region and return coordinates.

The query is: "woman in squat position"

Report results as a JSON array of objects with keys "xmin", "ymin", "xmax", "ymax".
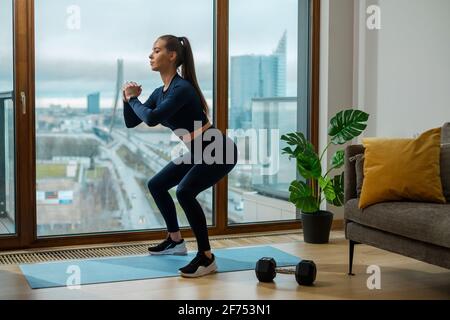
[{"xmin": 123, "ymin": 35, "xmax": 238, "ymax": 278}]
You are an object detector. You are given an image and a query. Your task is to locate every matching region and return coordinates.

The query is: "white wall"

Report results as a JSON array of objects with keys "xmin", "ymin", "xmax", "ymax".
[
  {"xmin": 319, "ymin": 0, "xmax": 450, "ymax": 219},
  {"xmin": 319, "ymin": 0, "xmax": 355, "ymax": 218},
  {"xmin": 355, "ymin": 0, "xmax": 450, "ymax": 138}
]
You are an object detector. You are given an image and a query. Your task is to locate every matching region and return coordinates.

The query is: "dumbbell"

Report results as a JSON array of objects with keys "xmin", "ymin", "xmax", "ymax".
[{"xmin": 255, "ymin": 257, "xmax": 317, "ymax": 286}]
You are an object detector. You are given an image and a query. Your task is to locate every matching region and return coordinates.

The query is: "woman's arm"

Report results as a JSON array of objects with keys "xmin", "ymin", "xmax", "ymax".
[
  {"xmin": 127, "ymin": 83, "xmax": 191, "ymax": 127},
  {"xmin": 123, "ymin": 101, "xmax": 143, "ymax": 128},
  {"xmin": 123, "ymin": 89, "xmax": 157, "ymax": 128}
]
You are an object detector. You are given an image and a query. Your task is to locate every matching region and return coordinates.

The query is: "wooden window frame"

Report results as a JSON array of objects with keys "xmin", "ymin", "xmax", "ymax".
[{"xmin": 0, "ymin": 0, "xmax": 321, "ymax": 251}]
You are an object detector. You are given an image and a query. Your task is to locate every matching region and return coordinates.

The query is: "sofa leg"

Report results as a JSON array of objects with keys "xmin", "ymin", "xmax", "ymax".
[{"xmin": 348, "ymin": 240, "xmax": 356, "ymax": 276}]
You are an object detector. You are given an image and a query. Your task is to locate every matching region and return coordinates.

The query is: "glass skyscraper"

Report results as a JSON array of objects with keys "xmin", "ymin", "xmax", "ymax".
[
  {"xmin": 229, "ymin": 31, "xmax": 287, "ymax": 129},
  {"xmin": 87, "ymin": 92, "xmax": 100, "ymax": 114}
]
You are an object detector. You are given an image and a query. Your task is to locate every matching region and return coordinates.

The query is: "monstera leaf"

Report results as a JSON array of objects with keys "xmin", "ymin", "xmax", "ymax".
[
  {"xmin": 331, "ymin": 150, "xmax": 345, "ymax": 169},
  {"xmin": 330, "ymin": 172, "xmax": 345, "ymax": 206},
  {"xmin": 319, "ymin": 177, "xmax": 336, "ymax": 202},
  {"xmin": 282, "ymin": 132, "xmax": 322, "ymax": 179},
  {"xmin": 296, "ymin": 150, "xmax": 322, "ymax": 179},
  {"xmin": 281, "ymin": 132, "xmax": 311, "ymax": 160},
  {"xmin": 281, "ymin": 132, "xmax": 309, "ymax": 147},
  {"xmin": 329, "ymin": 109, "xmax": 369, "ymax": 145},
  {"xmin": 289, "ymin": 180, "xmax": 319, "ymax": 213}
]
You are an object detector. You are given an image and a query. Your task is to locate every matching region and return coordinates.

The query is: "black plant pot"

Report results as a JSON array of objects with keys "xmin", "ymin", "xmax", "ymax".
[{"xmin": 301, "ymin": 211, "xmax": 334, "ymax": 244}]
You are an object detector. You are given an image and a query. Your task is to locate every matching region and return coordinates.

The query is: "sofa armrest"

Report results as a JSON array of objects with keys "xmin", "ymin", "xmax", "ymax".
[{"xmin": 344, "ymin": 144, "xmax": 365, "ymax": 203}]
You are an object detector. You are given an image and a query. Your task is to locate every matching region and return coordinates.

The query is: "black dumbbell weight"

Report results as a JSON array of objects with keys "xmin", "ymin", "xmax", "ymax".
[
  {"xmin": 255, "ymin": 257, "xmax": 317, "ymax": 286},
  {"xmin": 295, "ymin": 260, "xmax": 317, "ymax": 285},
  {"xmin": 255, "ymin": 257, "xmax": 277, "ymax": 282}
]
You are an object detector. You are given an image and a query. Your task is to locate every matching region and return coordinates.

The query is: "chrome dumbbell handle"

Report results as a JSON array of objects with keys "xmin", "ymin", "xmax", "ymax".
[{"xmin": 276, "ymin": 267, "xmax": 296, "ymax": 275}]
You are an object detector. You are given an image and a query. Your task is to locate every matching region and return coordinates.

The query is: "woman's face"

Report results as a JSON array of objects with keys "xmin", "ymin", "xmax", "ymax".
[{"xmin": 149, "ymin": 39, "xmax": 177, "ymax": 72}]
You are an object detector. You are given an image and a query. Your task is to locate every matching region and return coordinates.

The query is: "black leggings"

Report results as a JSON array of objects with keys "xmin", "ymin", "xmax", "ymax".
[{"xmin": 147, "ymin": 129, "xmax": 238, "ymax": 252}]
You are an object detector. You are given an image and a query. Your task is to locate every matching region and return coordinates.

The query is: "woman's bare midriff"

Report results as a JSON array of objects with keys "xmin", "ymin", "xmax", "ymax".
[{"xmin": 180, "ymin": 122, "xmax": 212, "ymax": 143}]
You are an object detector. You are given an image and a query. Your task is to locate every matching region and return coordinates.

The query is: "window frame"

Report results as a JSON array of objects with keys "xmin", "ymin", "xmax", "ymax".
[{"xmin": 0, "ymin": 0, "xmax": 321, "ymax": 250}]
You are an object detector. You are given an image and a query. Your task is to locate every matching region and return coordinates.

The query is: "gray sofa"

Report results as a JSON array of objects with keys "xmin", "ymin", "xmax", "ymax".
[{"xmin": 344, "ymin": 124, "xmax": 450, "ymax": 274}]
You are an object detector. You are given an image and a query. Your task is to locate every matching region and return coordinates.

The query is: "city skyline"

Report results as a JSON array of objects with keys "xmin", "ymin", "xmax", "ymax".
[
  {"xmin": 26, "ymin": 0, "xmax": 299, "ymax": 109},
  {"xmin": 1, "ymin": 0, "xmax": 303, "ymax": 236},
  {"xmin": 34, "ymin": 29, "xmax": 296, "ymax": 110},
  {"xmin": 230, "ymin": 31, "xmax": 288, "ymax": 129}
]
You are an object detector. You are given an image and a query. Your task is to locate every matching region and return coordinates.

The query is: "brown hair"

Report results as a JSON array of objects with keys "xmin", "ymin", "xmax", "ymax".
[{"xmin": 158, "ymin": 35, "xmax": 210, "ymax": 120}]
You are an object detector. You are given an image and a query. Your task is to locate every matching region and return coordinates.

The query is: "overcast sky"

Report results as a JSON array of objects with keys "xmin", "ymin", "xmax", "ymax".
[{"xmin": 1, "ymin": 0, "xmax": 300, "ymax": 108}]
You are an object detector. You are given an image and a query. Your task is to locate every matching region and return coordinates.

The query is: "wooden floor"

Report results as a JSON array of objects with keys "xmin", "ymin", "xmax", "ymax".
[{"xmin": 0, "ymin": 231, "xmax": 449, "ymax": 300}]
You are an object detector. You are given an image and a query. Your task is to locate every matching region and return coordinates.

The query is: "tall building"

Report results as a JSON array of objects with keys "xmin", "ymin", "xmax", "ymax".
[
  {"xmin": 109, "ymin": 59, "xmax": 124, "ymax": 134},
  {"xmin": 250, "ymin": 96, "xmax": 299, "ymax": 200},
  {"xmin": 87, "ymin": 92, "xmax": 100, "ymax": 114},
  {"xmin": 229, "ymin": 31, "xmax": 287, "ymax": 129},
  {"xmin": 274, "ymin": 30, "xmax": 287, "ymax": 97}
]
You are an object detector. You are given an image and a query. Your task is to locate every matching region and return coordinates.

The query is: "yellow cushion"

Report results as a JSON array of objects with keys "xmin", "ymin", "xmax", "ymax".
[{"xmin": 359, "ymin": 127, "xmax": 446, "ymax": 209}]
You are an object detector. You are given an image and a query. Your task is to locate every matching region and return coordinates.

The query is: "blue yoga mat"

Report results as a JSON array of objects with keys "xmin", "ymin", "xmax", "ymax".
[{"xmin": 20, "ymin": 246, "xmax": 300, "ymax": 289}]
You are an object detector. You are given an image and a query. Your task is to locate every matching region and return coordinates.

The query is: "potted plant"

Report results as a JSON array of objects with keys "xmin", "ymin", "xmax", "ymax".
[{"xmin": 281, "ymin": 109, "xmax": 369, "ymax": 244}]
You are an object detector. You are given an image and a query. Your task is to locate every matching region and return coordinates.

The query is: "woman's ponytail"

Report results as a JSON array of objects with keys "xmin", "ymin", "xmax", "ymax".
[{"xmin": 160, "ymin": 35, "xmax": 210, "ymax": 120}]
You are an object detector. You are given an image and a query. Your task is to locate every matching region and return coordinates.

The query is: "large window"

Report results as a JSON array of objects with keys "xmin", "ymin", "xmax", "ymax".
[
  {"xmin": 0, "ymin": 0, "xmax": 16, "ymax": 235},
  {"xmin": 227, "ymin": 0, "xmax": 310, "ymax": 224},
  {"xmin": 34, "ymin": 0, "xmax": 214, "ymax": 236},
  {"xmin": 1, "ymin": 0, "xmax": 318, "ymax": 249}
]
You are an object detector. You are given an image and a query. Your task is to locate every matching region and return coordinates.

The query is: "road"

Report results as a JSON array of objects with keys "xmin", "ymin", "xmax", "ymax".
[
  {"xmin": 44, "ymin": 129, "xmax": 246, "ymax": 230},
  {"xmin": 102, "ymin": 134, "xmax": 164, "ymax": 229},
  {"xmin": 116, "ymin": 129, "xmax": 247, "ymax": 223}
]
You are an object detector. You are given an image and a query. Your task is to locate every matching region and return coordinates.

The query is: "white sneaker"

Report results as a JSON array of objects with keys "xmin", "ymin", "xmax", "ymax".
[{"xmin": 178, "ymin": 252, "xmax": 218, "ymax": 278}]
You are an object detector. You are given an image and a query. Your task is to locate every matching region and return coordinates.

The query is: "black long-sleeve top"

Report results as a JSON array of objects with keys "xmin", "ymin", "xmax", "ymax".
[{"xmin": 123, "ymin": 73, "xmax": 210, "ymax": 133}]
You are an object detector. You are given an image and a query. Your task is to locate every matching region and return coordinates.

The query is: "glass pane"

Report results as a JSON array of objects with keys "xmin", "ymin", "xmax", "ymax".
[
  {"xmin": 35, "ymin": 0, "xmax": 214, "ymax": 236},
  {"xmin": 228, "ymin": 0, "xmax": 309, "ymax": 224},
  {"xmin": 0, "ymin": 0, "xmax": 16, "ymax": 235}
]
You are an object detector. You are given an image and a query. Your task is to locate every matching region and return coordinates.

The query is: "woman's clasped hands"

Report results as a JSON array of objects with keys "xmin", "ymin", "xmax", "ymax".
[{"xmin": 122, "ymin": 81, "xmax": 142, "ymax": 102}]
